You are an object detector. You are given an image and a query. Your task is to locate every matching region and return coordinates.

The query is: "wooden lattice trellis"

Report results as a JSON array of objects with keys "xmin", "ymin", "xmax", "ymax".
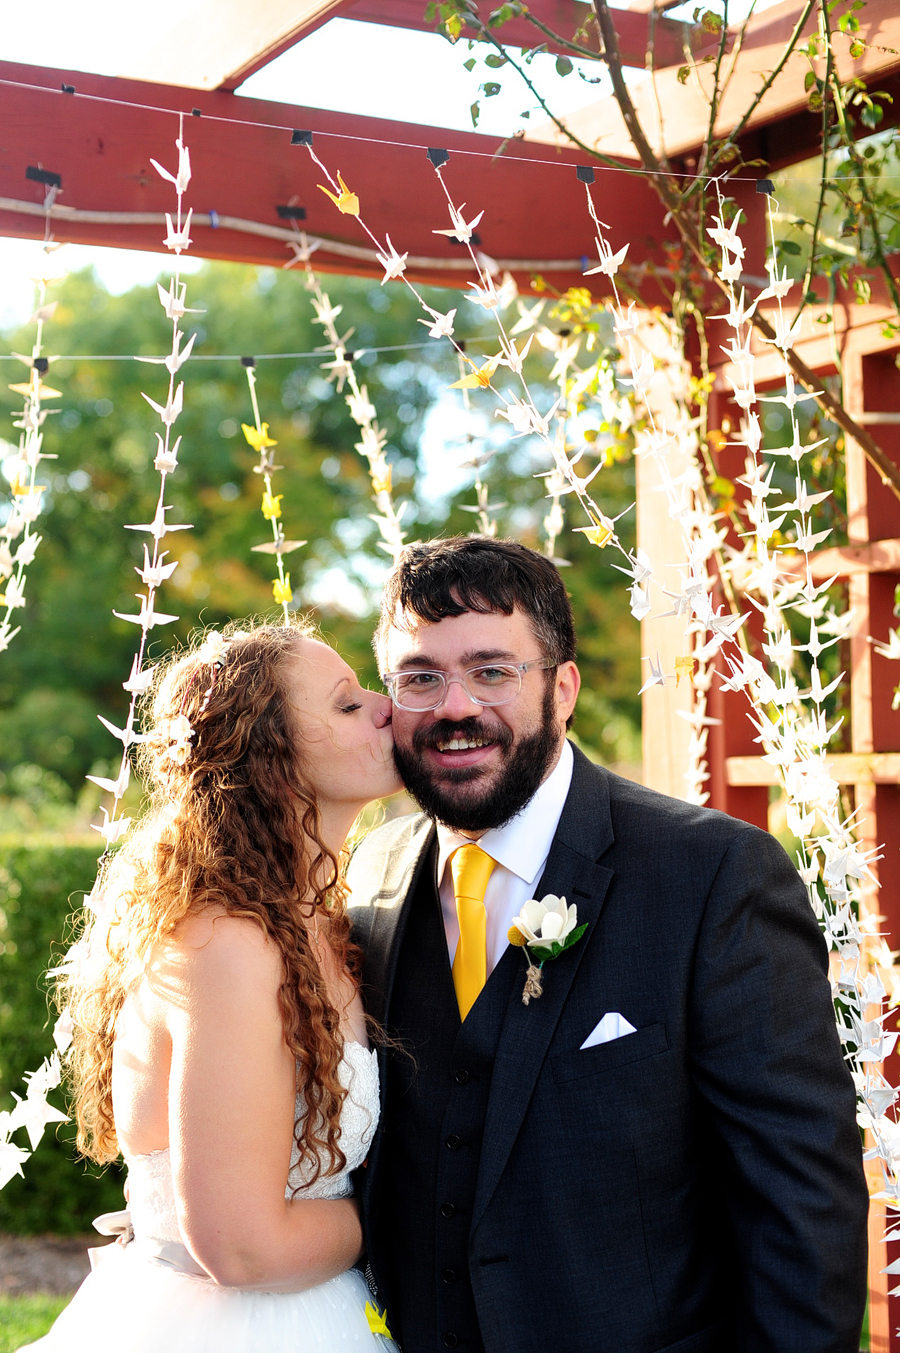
[{"xmin": 638, "ymin": 284, "xmax": 900, "ymax": 1348}]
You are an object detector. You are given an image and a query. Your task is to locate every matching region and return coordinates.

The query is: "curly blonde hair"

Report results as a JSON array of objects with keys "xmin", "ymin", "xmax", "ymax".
[{"xmin": 62, "ymin": 619, "xmax": 362, "ymax": 1184}]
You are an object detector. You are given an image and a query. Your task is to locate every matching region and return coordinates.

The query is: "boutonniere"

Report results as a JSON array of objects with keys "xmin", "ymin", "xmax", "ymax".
[{"xmin": 508, "ymin": 896, "xmax": 588, "ymax": 1004}]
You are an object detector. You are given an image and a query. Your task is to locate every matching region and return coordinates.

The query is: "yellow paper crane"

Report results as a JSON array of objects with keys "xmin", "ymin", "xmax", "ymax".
[
  {"xmin": 449, "ymin": 354, "xmax": 502, "ymax": 391},
  {"xmin": 364, "ymin": 1302, "xmax": 392, "ymax": 1337},
  {"xmin": 261, "ymin": 491, "xmax": 283, "ymax": 522},
  {"xmin": 318, "ymin": 172, "xmax": 360, "ymax": 216},
  {"xmin": 577, "ymin": 523, "xmax": 614, "ymax": 548},
  {"xmin": 674, "ymin": 656, "xmax": 698, "ymax": 687},
  {"xmin": 242, "ymin": 421, "xmax": 277, "ymax": 452},
  {"xmin": 370, "ymin": 465, "xmax": 393, "ymax": 495},
  {"xmin": 272, "ymin": 573, "xmax": 292, "ymax": 606}
]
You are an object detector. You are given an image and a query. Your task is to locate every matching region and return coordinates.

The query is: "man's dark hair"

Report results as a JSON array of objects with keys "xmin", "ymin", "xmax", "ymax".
[{"xmin": 375, "ymin": 536, "xmax": 577, "ymax": 666}]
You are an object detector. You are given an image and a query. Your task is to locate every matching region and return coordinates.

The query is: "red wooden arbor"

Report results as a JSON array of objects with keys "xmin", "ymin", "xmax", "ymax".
[
  {"xmin": 3, "ymin": 0, "xmax": 900, "ymax": 1340},
  {"xmin": 703, "ymin": 285, "xmax": 900, "ymax": 1349}
]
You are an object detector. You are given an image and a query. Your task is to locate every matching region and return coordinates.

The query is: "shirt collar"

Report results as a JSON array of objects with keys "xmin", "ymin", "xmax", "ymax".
[{"xmin": 436, "ymin": 738, "xmax": 574, "ymax": 888}]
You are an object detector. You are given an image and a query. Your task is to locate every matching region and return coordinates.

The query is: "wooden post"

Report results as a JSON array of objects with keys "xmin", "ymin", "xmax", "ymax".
[
  {"xmin": 702, "ymin": 294, "xmax": 900, "ymax": 1346},
  {"xmin": 634, "ymin": 314, "xmax": 695, "ymax": 797},
  {"xmin": 704, "ymin": 382, "xmax": 769, "ymax": 829},
  {"xmin": 845, "ymin": 344, "xmax": 900, "ymax": 1352}
]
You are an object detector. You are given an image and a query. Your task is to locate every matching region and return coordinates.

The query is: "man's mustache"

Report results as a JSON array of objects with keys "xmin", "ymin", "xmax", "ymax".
[{"xmin": 411, "ymin": 717, "xmax": 513, "ymax": 754}]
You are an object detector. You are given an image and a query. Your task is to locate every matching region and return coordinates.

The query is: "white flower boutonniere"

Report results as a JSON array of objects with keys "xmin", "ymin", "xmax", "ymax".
[{"xmin": 508, "ymin": 895, "xmax": 588, "ymax": 1004}]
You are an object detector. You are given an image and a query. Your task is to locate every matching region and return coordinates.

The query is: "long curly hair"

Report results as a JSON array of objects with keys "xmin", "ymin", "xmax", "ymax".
[{"xmin": 62, "ymin": 619, "xmax": 362, "ymax": 1184}]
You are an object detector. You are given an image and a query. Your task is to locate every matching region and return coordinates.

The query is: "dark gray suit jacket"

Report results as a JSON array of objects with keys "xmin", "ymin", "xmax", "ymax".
[{"xmin": 348, "ymin": 745, "xmax": 868, "ymax": 1352}]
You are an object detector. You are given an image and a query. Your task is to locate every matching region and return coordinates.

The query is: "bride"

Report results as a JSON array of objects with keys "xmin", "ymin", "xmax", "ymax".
[{"xmin": 21, "ymin": 621, "xmax": 400, "ymax": 1351}]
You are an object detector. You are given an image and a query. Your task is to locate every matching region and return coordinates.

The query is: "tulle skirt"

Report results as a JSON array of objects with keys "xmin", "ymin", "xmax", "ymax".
[{"xmin": 18, "ymin": 1241, "xmax": 396, "ymax": 1352}]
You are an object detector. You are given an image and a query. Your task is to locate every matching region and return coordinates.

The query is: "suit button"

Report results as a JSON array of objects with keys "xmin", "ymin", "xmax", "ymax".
[
  {"xmin": 443, "ymin": 1335, "xmax": 459, "ymax": 1348},
  {"xmin": 445, "ymin": 1133, "xmax": 461, "ymax": 1150},
  {"xmin": 442, "ymin": 1268, "xmax": 458, "ymax": 1284},
  {"xmin": 454, "ymin": 1068, "xmax": 470, "ymax": 1084},
  {"xmin": 440, "ymin": 1203, "xmax": 456, "ymax": 1218}
]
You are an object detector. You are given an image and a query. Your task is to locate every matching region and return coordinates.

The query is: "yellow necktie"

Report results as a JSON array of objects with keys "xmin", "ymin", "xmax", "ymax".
[{"xmin": 450, "ymin": 843, "xmax": 496, "ymax": 1021}]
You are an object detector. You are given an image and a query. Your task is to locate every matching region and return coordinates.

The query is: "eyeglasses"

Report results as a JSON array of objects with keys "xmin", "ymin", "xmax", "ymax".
[{"xmin": 382, "ymin": 657, "xmax": 557, "ymax": 711}]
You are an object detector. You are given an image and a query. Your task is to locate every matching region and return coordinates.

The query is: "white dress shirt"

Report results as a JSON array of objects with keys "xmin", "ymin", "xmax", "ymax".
[{"xmin": 436, "ymin": 739, "xmax": 574, "ymax": 973}]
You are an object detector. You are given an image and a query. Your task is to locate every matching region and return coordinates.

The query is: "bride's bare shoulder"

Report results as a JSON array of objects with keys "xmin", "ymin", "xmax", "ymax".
[{"xmin": 149, "ymin": 911, "xmax": 285, "ymax": 1003}]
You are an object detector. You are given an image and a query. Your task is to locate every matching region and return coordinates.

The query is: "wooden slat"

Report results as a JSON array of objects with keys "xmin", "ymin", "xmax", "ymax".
[
  {"xmin": 89, "ymin": 0, "xmax": 688, "ymax": 93},
  {"xmin": 779, "ymin": 537, "xmax": 900, "ymax": 580},
  {"xmin": 110, "ymin": 0, "xmax": 344, "ymax": 90},
  {"xmin": 0, "ymin": 58, "xmax": 675, "ymax": 293},
  {"xmin": 726, "ymin": 752, "xmax": 900, "ymax": 786},
  {"xmin": 526, "ymin": 0, "xmax": 900, "ymax": 160},
  {"xmin": 342, "ymin": 0, "xmax": 689, "ymax": 71}
]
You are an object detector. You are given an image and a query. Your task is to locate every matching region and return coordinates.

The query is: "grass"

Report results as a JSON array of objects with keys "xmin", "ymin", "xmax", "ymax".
[
  {"xmin": 0, "ymin": 1295, "xmax": 67, "ymax": 1352},
  {"xmin": 0, "ymin": 1288, "xmax": 872, "ymax": 1351}
]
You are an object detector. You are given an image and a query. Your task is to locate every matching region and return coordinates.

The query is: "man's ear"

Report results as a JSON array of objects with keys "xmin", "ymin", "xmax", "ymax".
[{"xmin": 555, "ymin": 661, "xmax": 580, "ymax": 725}]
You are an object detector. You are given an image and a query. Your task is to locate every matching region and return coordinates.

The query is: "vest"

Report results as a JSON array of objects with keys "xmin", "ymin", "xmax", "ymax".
[{"xmin": 372, "ymin": 845, "xmax": 519, "ymax": 1353}]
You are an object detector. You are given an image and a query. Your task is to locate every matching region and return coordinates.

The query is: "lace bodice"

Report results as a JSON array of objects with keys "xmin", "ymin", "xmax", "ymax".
[{"xmin": 125, "ymin": 1041, "xmax": 379, "ymax": 1246}]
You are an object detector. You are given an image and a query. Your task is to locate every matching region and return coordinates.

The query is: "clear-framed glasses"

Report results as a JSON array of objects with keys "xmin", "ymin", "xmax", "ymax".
[{"xmin": 382, "ymin": 657, "xmax": 557, "ymax": 711}]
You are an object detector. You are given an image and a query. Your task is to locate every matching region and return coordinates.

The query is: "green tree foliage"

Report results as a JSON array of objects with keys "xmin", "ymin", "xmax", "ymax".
[
  {"xmin": 0, "ymin": 841, "xmax": 127, "ymax": 1233},
  {"xmin": 1, "ymin": 259, "xmax": 641, "ymax": 783}
]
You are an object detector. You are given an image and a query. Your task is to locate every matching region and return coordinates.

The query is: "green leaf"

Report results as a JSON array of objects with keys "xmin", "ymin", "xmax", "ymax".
[
  {"xmin": 482, "ymin": 81, "xmax": 501, "ymax": 96},
  {"xmin": 470, "ymin": 99, "xmax": 481, "ymax": 126},
  {"xmin": 677, "ymin": 64, "xmax": 691, "ymax": 84},
  {"xmin": 485, "ymin": 52, "xmax": 507, "ymax": 66},
  {"xmin": 529, "ymin": 922, "xmax": 588, "ymax": 963},
  {"xmin": 463, "ymin": 56, "xmax": 476, "ymax": 69},
  {"xmin": 556, "ymin": 55, "xmax": 573, "ymax": 76},
  {"xmin": 779, "ymin": 238, "xmax": 802, "ymax": 255},
  {"xmin": 559, "ymin": 922, "xmax": 589, "ymax": 952},
  {"xmin": 804, "ymin": 70, "xmax": 816, "ymax": 91},
  {"xmin": 849, "ymin": 37, "xmax": 865, "ymax": 56}
]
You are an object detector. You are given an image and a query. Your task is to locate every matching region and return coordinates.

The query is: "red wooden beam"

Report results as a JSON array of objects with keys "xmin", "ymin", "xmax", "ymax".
[{"xmin": 0, "ymin": 58, "xmax": 678, "ymax": 298}]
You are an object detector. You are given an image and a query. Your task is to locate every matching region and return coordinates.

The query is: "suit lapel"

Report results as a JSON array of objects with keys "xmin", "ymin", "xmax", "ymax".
[
  {"xmin": 472, "ymin": 748, "xmax": 615, "ymax": 1229},
  {"xmin": 358, "ymin": 815, "xmax": 435, "ymax": 1026},
  {"xmin": 356, "ymin": 814, "xmax": 435, "ymax": 1217}
]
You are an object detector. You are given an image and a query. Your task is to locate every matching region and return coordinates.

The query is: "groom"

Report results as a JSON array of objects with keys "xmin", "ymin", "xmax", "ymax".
[{"xmin": 348, "ymin": 535, "xmax": 868, "ymax": 1353}]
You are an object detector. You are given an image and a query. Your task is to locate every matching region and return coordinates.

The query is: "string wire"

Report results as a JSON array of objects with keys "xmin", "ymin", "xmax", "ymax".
[{"xmin": 0, "ymin": 74, "xmax": 892, "ymax": 186}]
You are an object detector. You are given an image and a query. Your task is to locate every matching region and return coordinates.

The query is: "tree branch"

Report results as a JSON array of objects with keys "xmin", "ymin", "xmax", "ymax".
[
  {"xmin": 796, "ymin": 0, "xmax": 833, "ymax": 326},
  {"xmin": 589, "ymin": 0, "xmax": 900, "ymax": 504},
  {"xmin": 696, "ymin": 0, "xmax": 818, "ymax": 188}
]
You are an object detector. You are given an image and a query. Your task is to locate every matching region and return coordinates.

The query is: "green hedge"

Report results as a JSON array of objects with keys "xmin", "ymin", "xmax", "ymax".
[{"xmin": 0, "ymin": 839, "xmax": 126, "ymax": 1234}]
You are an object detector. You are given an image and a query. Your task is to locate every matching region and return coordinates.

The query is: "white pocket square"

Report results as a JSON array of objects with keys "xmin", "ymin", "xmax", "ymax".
[{"xmin": 580, "ymin": 1012, "xmax": 637, "ymax": 1049}]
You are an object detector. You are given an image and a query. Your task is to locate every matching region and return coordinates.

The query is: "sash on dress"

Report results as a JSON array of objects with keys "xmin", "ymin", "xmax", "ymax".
[{"xmin": 90, "ymin": 1208, "xmax": 210, "ymax": 1279}]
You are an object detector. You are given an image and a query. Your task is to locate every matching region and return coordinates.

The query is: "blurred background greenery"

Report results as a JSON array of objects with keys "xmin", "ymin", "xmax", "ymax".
[{"xmin": 0, "ymin": 257, "xmax": 641, "ymax": 1230}]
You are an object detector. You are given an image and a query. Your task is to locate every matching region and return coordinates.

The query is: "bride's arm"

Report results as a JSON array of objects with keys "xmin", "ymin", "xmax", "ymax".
[{"xmin": 157, "ymin": 912, "xmax": 364, "ymax": 1291}]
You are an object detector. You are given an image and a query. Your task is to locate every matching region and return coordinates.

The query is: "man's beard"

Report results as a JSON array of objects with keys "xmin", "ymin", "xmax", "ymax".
[{"xmin": 392, "ymin": 684, "xmax": 560, "ymax": 833}]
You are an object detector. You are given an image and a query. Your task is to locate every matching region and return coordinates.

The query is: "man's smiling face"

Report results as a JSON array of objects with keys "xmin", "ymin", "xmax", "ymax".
[{"xmin": 381, "ymin": 605, "xmax": 579, "ymax": 834}]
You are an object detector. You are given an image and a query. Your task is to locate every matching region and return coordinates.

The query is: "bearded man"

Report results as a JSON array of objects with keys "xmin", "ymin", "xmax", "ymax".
[{"xmin": 347, "ymin": 535, "xmax": 867, "ymax": 1353}]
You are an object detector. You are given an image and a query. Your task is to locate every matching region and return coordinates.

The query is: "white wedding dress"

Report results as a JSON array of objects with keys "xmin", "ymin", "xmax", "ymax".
[{"xmin": 20, "ymin": 1042, "xmax": 396, "ymax": 1352}]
